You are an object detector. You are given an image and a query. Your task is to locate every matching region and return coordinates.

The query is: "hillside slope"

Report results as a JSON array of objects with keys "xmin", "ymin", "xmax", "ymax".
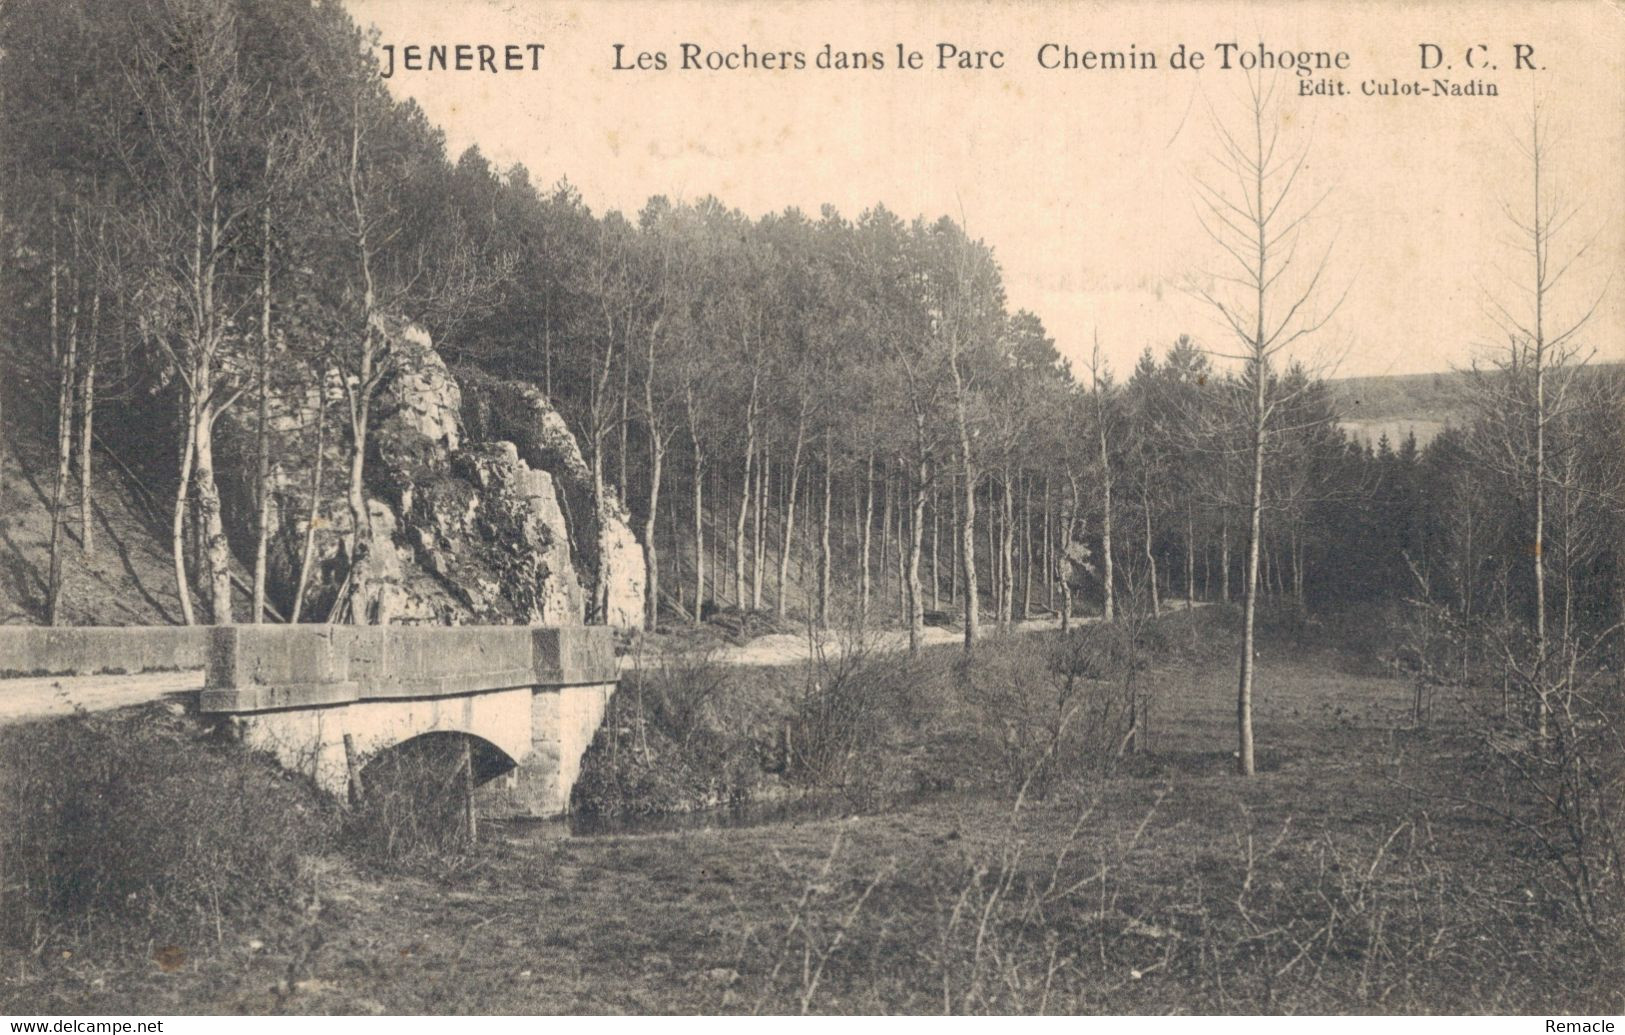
[{"xmin": 0, "ymin": 415, "xmax": 190, "ymax": 626}]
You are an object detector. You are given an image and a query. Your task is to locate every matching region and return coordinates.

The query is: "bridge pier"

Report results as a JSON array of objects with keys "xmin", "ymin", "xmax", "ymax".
[
  {"xmin": 202, "ymin": 625, "xmax": 618, "ymax": 818},
  {"xmin": 475, "ymin": 682, "xmax": 613, "ymax": 817}
]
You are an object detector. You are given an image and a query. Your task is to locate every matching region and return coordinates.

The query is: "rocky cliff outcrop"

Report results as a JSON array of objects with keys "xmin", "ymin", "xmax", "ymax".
[
  {"xmin": 456, "ymin": 369, "xmax": 646, "ymax": 628},
  {"xmin": 216, "ymin": 316, "xmax": 639, "ymax": 628}
]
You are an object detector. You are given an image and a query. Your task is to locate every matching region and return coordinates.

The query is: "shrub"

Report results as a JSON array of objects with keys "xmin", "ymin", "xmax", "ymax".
[
  {"xmin": 783, "ymin": 628, "xmax": 919, "ymax": 801},
  {"xmin": 340, "ymin": 732, "xmax": 504, "ymax": 872},
  {"xmin": 574, "ymin": 608, "xmax": 1231, "ymax": 819},
  {"xmin": 572, "ymin": 647, "xmax": 767, "ymax": 814},
  {"xmin": 0, "ymin": 705, "xmax": 335, "ymax": 952},
  {"xmin": 967, "ymin": 622, "xmax": 1150, "ymax": 796}
]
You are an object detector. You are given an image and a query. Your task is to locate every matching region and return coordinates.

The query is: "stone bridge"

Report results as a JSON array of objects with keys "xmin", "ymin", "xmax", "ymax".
[{"xmin": 202, "ymin": 624, "xmax": 618, "ymax": 818}]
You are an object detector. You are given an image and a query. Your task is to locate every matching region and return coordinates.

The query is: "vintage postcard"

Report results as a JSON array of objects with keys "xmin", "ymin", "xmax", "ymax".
[{"xmin": 0, "ymin": 0, "xmax": 1621, "ymax": 1022}]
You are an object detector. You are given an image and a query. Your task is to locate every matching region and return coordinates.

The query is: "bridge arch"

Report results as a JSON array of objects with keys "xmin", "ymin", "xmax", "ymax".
[
  {"xmin": 360, "ymin": 729, "xmax": 519, "ymax": 789},
  {"xmin": 204, "ymin": 625, "xmax": 619, "ymax": 818},
  {"xmin": 233, "ymin": 683, "xmax": 539, "ymax": 798}
]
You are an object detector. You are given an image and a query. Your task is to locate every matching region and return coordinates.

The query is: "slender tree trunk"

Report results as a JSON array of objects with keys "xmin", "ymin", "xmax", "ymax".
[
  {"xmin": 192, "ymin": 163, "xmax": 236, "ymax": 626},
  {"xmin": 930, "ymin": 482, "xmax": 940, "ymax": 612},
  {"xmin": 880, "ymin": 469, "xmax": 894, "ymax": 609},
  {"xmin": 879, "ymin": 472, "xmax": 894, "ymax": 617},
  {"xmin": 859, "ymin": 455, "xmax": 874, "ymax": 622},
  {"xmin": 193, "ymin": 388, "xmax": 233, "ymax": 625},
  {"xmin": 643, "ymin": 435, "xmax": 664, "ymax": 630},
  {"xmin": 618, "ymin": 349, "xmax": 629, "ymax": 498},
  {"xmin": 950, "ymin": 352, "xmax": 980, "ymax": 649},
  {"xmin": 290, "ymin": 397, "xmax": 326, "ymax": 623},
  {"xmin": 344, "ymin": 375, "xmax": 373, "ymax": 617},
  {"xmin": 1559, "ymin": 458, "xmax": 1576, "ymax": 647},
  {"xmin": 1060, "ymin": 476, "xmax": 1078, "ymax": 632},
  {"xmin": 985, "ymin": 479, "xmax": 998, "ymax": 623},
  {"xmin": 1000, "ymin": 471, "xmax": 1015, "ymax": 626},
  {"xmin": 1221, "ymin": 512, "xmax": 1231, "ymax": 604},
  {"xmin": 1020, "ymin": 473, "xmax": 1033, "ymax": 621},
  {"xmin": 1258, "ymin": 530, "xmax": 1270, "ymax": 600},
  {"xmin": 189, "ymin": 502, "xmax": 201, "ymax": 608},
  {"xmin": 1098, "ymin": 415, "xmax": 1115, "ymax": 622},
  {"xmin": 818, "ymin": 437, "xmax": 832, "ymax": 627},
  {"xmin": 170, "ymin": 407, "xmax": 198, "ymax": 625},
  {"xmin": 734, "ymin": 433, "xmax": 755, "ymax": 609},
  {"xmin": 47, "ymin": 270, "xmax": 78, "ymax": 626},
  {"xmin": 960, "ymin": 462, "xmax": 979, "ymax": 648},
  {"xmin": 1237, "ymin": 362, "xmax": 1266, "ymax": 777},
  {"xmin": 894, "ymin": 475, "xmax": 907, "ymax": 621},
  {"xmin": 1532, "ymin": 335, "xmax": 1548, "ymax": 737},
  {"xmin": 776, "ymin": 418, "xmax": 805, "ymax": 619},
  {"xmin": 752, "ymin": 445, "xmax": 768, "ymax": 610},
  {"xmin": 253, "ymin": 200, "xmax": 273, "ymax": 623},
  {"xmin": 542, "ymin": 310, "xmax": 553, "ymax": 398},
  {"xmin": 78, "ymin": 287, "xmax": 98, "ymax": 558},
  {"xmin": 950, "ymin": 473, "xmax": 960, "ymax": 607},
  {"xmin": 1143, "ymin": 485, "xmax": 1160, "ymax": 618},
  {"xmin": 670, "ymin": 480, "xmax": 684, "ymax": 615},
  {"xmin": 907, "ymin": 459, "xmax": 927, "ymax": 653},
  {"xmin": 1043, "ymin": 477, "xmax": 1054, "ymax": 613},
  {"xmin": 691, "ymin": 430, "xmax": 705, "ymax": 626},
  {"xmin": 641, "ymin": 303, "xmax": 671, "ymax": 631},
  {"xmin": 710, "ymin": 467, "xmax": 722, "ymax": 611}
]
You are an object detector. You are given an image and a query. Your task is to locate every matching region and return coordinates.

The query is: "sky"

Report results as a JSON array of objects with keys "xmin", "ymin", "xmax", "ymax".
[{"xmin": 346, "ymin": 0, "xmax": 1624, "ymax": 381}]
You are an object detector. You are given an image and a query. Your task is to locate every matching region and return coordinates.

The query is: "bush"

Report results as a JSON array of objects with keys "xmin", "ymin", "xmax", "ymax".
[
  {"xmin": 1475, "ymin": 638, "xmax": 1625, "ymax": 946},
  {"xmin": 340, "ymin": 732, "xmax": 506, "ymax": 872},
  {"xmin": 783, "ymin": 630, "xmax": 921, "ymax": 801},
  {"xmin": 574, "ymin": 609, "xmax": 1231, "ymax": 819},
  {"xmin": 572, "ymin": 648, "xmax": 768, "ymax": 814},
  {"xmin": 0, "ymin": 705, "xmax": 335, "ymax": 951},
  {"xmin": 967, "ymin": 622, "xmax": 1149, "ymax": 796}
]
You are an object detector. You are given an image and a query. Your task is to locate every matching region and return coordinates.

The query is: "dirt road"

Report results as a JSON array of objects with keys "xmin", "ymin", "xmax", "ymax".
[
  {"xmin": 0, "ymin": 669, "xmax": 204, "ymax": 725},
  {"xmin": 0, "ymin": 608, "xmax": 1200, "ymax": 725},
  {"xmin": 637, "ymin": 614, "xmax": 1084, "ymax": 670}
]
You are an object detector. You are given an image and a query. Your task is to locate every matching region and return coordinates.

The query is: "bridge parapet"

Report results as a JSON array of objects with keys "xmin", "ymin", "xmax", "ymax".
[
  {"xmin": 0, "ymin": 625, "xmax": 210, "ymax": 677},
  {"xmin": 200, "ymin": 624, "xmax": 618, "ymax": 818},
  {"xmin": 202, "ymin": 625, "xmax": 615, "ymax": 712}
]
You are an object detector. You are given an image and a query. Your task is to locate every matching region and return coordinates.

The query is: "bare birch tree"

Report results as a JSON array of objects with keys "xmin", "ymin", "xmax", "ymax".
[
  {"xmin": 1466, "ymin": 100, "xmax": 1607, "ymax": 738},
  {"xmin": 123, "ymin": 0, "xmax": 264, "ymax": 626},
  {"xmin": 1190, "ymin": 77, "xmax": 1344, "ymax": 775},
  {"xmin": 1086, "ymin": 335, "xmax": 1117, "ymax": 623}
]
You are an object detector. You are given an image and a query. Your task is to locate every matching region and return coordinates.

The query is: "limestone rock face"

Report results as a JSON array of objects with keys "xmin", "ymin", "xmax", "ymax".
[
  {"xmin": 458, "ymin": 372, "xmax": 647, "ymax": 628},
  {"xmin": 596, "ymin": 502, "xmax": 647, "ymax": 628},
  {"xmin": 370, "ymin": 315, "xmax": 462, "ymax": 472},
  {"xmin": 215, "ymin": 317, "xmax": 632, "ymax": 627}
]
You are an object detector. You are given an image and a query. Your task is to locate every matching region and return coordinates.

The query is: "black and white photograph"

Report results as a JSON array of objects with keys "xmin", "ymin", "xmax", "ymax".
[{"xmin": 0, "ymin": 0, "xmax": 1621, "ymax": 1020}]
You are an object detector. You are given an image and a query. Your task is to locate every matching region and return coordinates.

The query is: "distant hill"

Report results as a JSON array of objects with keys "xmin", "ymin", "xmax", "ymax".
[
  {"xmin": 1329, "ymin": 370, "xmax": 1468, "ymax": 449},
  {"xmin": 1327, "ymin": 363, "xmax": 1623, "ymax": 449}
]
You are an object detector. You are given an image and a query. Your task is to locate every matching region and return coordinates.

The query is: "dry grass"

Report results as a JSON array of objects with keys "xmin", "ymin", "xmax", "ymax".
[{"xmin": 0, "ymin": 703, "xmax": 335, "ymax": 958}]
